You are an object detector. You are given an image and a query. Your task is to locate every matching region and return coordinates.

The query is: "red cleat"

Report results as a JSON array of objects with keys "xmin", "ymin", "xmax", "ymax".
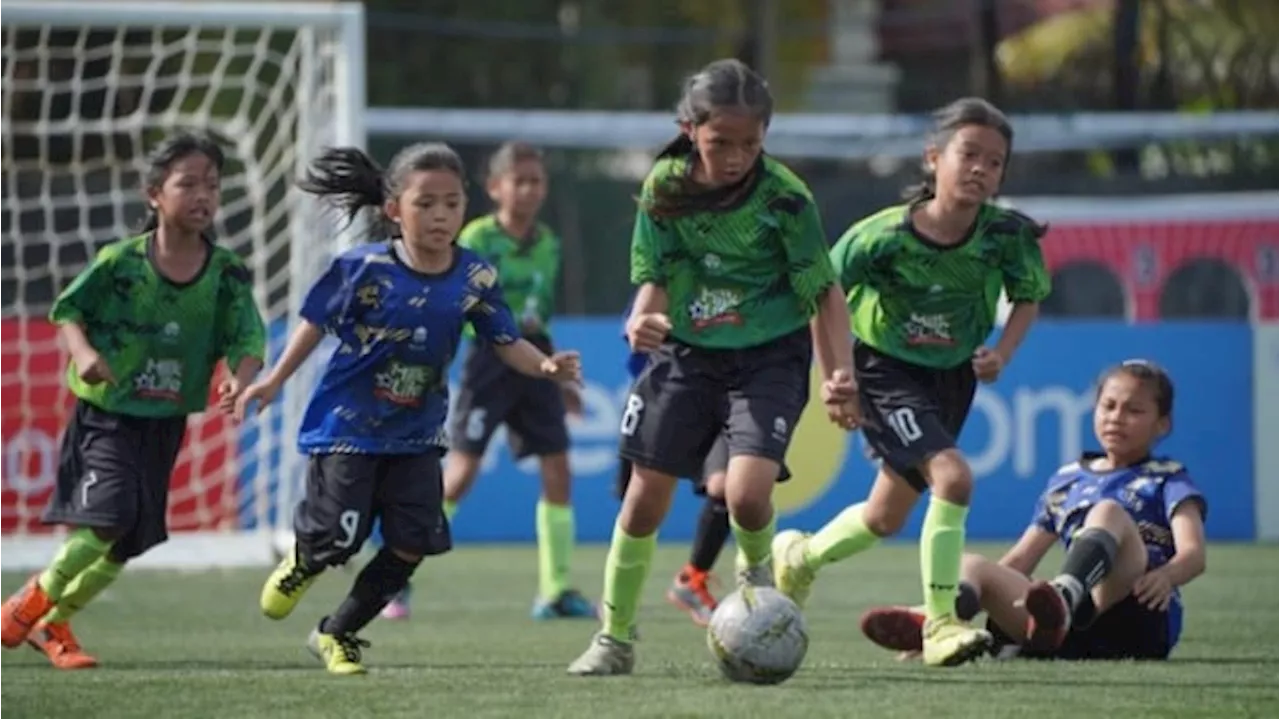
[
  {"xmin": 860, "ymin": 606, "xmax": 927, "ymax": 653},
  {"xmin": 1023, "ymin": 580, "xmax": 1070, "ymax": 651},
  {"xmin": 28, "ymin": 620, "xmax": 98, "ymax": 669}
]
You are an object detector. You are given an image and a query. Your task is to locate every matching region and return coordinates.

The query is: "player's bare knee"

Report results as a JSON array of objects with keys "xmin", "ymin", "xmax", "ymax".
[
  {"xmin": 618, "ymin": 466, "xmax": 677, "ymax": 535},
  {"xmin": 704, "ymin": 471, "xmax": 727, "ymax": 499},
  {"xmin": 1084, "ymin": 499, "xmax": 1138, "ymax": 536},
  {"xmin": 923, "ymin": 450, "xmax": 973, "ymax": 505},
  {"xmin": 861, "ymin": 502, "xmax": 907, "ymax": 537},
  {"xmin": 443, "ymin": 451, "xmax": 482, "ymax": 501},
  {"xmin": 538, "ymin": 452, "xmax": 572, "ymax": 505}
]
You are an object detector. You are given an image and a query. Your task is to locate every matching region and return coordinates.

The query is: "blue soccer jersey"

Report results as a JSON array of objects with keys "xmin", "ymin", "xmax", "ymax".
[
  {"xmin": 297, "ymin": 243, "xmax": 519, "ymax": 454},
  {"xmin": 1030, "ymin": 454, "xmax": 1207, "ymax": 644}
]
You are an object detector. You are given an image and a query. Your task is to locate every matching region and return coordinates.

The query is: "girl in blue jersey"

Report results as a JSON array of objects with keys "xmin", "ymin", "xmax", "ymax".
[
  {"xmin": 860, "ymin": 360, "xmax": 1207, "ymax": 661},
  {"xmin": 234, "ymin": 143, "xmax": 581, "ymax": 675}
]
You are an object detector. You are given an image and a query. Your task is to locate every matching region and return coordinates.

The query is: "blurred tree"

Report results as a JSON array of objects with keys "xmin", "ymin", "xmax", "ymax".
[{"xmin": 996, "ymin": 0, "xmax": 1278, "ymax": 110}]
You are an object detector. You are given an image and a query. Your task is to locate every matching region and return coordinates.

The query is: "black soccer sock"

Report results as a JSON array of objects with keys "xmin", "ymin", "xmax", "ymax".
[
  {"xmin": 323, "ymin": 549, "xmax": 420, "ymax": 636},
  {"xmin": 1053, "ymin": 527, "xmax": 1119, "ymax": 611},
  {"xmin": 689, "ymin": 496, "xmax": 731, "ymax": 573},
  {"xmin": 955, "ymin": 580, "xmax": 981, "ymax": 621}
]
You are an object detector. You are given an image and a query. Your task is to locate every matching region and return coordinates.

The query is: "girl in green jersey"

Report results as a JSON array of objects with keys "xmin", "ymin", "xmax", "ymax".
[
  {"xmin": 569, "ymin": 58, "xmax": 856, "ymax": 677},
  {"xmin": 772, "ymin": 98, "xmax": 1052, "ymax": 668},
  {"xmin": 0, "ymin": 134, "xmax": 266, "ymax": 668}
]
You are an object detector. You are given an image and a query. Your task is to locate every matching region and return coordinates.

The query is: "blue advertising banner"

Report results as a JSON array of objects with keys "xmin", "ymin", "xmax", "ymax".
[{"xmin": 244, "ymin": 321, "xmax": 1255, "ymax": 543}]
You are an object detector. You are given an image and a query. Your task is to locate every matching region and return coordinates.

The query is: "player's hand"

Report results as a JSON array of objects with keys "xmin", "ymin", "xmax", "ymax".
[
  {"xmin": 232, "ymin": 377, "xmax": 283, "ymax": 423},
  {"xmin": 561, "ymin": 383, "xmax": 585, "ymax": 417},
  {"xmin": 73, "ymin": 350, "xmax": 116, "ymax": 386},
  {"xmin": 1133, "ymin": 569, "xmax": 1175, "ymax": 611},
  {"xmin": 541, "ymin": 351, "xmax": 582, "ymax": 385},
  {"xmin": 821, "ymin": 368, "xmax": 862, "ymax": 430},
  {"xmin": 972, "ymin": 346, "xmax": 1005, "ymax": 384},
  {"xmin": 626, "ymin": 313, "xmax": 672, "ymax": 353},
  {"xmin": 216, "ymin": 376, "xmax": 245, "ymax": 414}
]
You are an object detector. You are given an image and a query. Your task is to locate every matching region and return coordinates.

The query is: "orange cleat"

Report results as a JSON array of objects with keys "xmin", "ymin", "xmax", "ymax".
[
  {"xmin": 28, "ymin": 620, "xmax": 98, "ymax": 669},
  {"xmin": 666, "ymin": 566, "xmax": 719, "ymax": 627},
  {"xmin": 1, "ymin": 576, "xmax": 55, "ymax": 648}
]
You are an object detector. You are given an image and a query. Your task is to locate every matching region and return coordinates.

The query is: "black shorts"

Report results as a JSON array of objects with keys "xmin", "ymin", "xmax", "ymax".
[
  {"xmin": 293, "ymin": 451, "xmax": 452, "ymax": 566},
  {"xmin": 854, "ymin": 341, "xmax": 977, "ymax": 492},
  {"xmin": 42, "ymin": 400, "xmax": 187, "ymax": 562},
  {"xmin": 613, "ymin": 434, "xmax": 729, "ymax": 499},
  {"xmin": 448, "ymin": 337, "xmax": 570, "ymax": 459},
  {"xmin": 619, "ymin": 327, "xmax": 811, "ymax": 482},
  {"xmin": 988, "ymin": 595, "xmax": 1173, "ymax": 660}
]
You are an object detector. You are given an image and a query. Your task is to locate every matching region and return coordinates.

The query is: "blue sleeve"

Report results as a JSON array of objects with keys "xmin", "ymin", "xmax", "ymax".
[
  {"xmin": 466, "ymin": 266, "xmax": 519, "ymax": 346},
  {"xmin": 299, "ymin": 257, "xmax": 354, "ymax": 333},
  {"xmin": 1029, "ymin": 490, "xmax": 1055, "ymax": 535},
  {"xmin": 1162, "ymin": 471, "xmax": 1207, "ymax": 523}
]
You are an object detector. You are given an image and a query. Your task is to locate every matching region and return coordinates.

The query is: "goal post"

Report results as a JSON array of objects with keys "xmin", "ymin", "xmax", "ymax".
[{"xmin": 1, "ymin": 1, "xmax": 366, "ymax": 569}]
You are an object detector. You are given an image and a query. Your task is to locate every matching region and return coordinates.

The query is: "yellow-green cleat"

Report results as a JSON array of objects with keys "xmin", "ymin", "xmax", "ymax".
[
  {"xmin": 771, "ymin": 530, "xmax": 816, "ymax": 609},
  {"xmin": 260, "ymin": 547, "xmax": 320, "ymax": 620},
  {"xmin": 307, "ymin": 623, "xmax": 369, "ymax": 676},
  {"xmin": 921, "ymin": 615, "xmax": 991, "ymax": 667}
]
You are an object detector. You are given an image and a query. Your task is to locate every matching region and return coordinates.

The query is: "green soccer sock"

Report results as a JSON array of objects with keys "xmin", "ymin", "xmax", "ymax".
[
  {"xmin": 44, "ymin": 558, "xmax": 124, "ymax": 623},
  {"xmin": 730, "ymin": 511, "xmax": 775, "ymax": 567},
  {"xmin": 37, "ymin": 528, "xmax": 113, "ymax": 601},
  {"xmin": 921, "ymin": 496, "xmax": 969, "ymax": 621},
  {"xmin": 601, "ymin": 522, "xmax": 656, "ymax": 642},
  {"xmin": 536, "ymin": 500, "xmax": 575, "ymax": 599},
  {"xmin": 803, "ymin": 502, "xmax": 882, "ymax": 569},
  {"xmin": 443, "ymin": 499, "xmax": 458, "ymax": 521}
]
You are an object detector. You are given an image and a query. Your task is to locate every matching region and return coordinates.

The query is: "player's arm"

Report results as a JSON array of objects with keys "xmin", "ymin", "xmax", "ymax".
[
  {"xmin": 233, "ymin": 258, "xmax": 348, "ymax": 419},
  {"xmin": 471, "ymin": 267, "xmax": 580, "ymax": 383},
  {"xmin": 998, "ymin": 525, "xmax": 1058, "ymax": 576},
  {"xmin": 1001, "ymin": 489, "xmax": 1060, "ymax": 575},
  {"xmin": 627, "ymin": 205, "xmax": 673, "ymax": 351},
  {"xmin": 994, "ymin": 219, "xmax": 1052, "ymax": 367},
  {"xmin": 1157, "ymin": 502, "xmax": 1207, "ymax": 587},
  {"xmin": 217, "ymin": 261, "xmax": 267, "ymax": 387},
  {"xmin": 50, "ymin": 249, "xmax": 116, "ymax": 384}
]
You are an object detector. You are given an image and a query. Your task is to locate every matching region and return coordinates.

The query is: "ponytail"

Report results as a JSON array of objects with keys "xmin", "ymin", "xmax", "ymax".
[{"xmin": 297, "ymin": 147, "xmax": 387, "ymax": 227}]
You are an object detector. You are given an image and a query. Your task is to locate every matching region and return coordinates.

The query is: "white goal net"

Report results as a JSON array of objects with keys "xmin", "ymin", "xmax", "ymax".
[{"xmin": 1, "ymin": 1, "xmax": 366, "ymax": 569}]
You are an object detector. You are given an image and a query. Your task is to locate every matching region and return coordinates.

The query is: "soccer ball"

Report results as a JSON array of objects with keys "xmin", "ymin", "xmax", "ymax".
[{"xmin": 706, "ymin": 586, "xmax": 809, "ymax": 685}]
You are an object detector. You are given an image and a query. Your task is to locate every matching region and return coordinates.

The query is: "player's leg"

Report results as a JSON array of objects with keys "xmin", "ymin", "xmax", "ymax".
[
  {"xmin": 310, "ymin": 452, "xmax": 451, "ymax": 675},
  {"xmin": 372, "ymin": 518, "xmax": 412, "ymax": 620},
  {"xmin": 721, "ymin": 328, "xmax": 812, "ymax": 588},
  {"xmin": 862, "ymin": 553, "xmax": 1028, "ymax": 655},
  {"xmin": 1023, "ymin": 499, "xmax": 1149, "ymax": 651},
  {"xmin": 263, "ymin": 454, "xmax": 377, "ymax": 621},
  {"xmin": 4, "ymin": 403, "xmax": 166, "ymax": 668},
  {"xmin": 443, "ymin": 342, "xmax": 511, "ymax": 515},
  {"xmin": 569, "ymin": 344, "xmax": 721, "ymax": 676},
  {"xmin": 773, "ymin": 342, "xmax": 930, "ymax": 606},
  {"xmin": 508, "ymin": 374, "xmax": 593, "ymax": 619},
  {"xmin": 667, "ymin": 441, "xmax": 729, "ymax": 626}
]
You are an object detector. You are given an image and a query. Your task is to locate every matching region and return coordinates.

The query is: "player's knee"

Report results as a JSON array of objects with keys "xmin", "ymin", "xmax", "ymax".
[
  {"xmin": 924, "ymin": 450, "xmax": 973, "ymax": 505},
  {"xmin": 443, "ymin": 451, "xmax": 483, "ymax": 498},
  {"xmin": 388, "ymin": 546, "xmax": 423, "ymax": 564},
  {"xmin": 618, "ymin": 465, "xmax": 677, "ymax": 535},
  {"xmin": 1084, "ymin": 499, "xmax": 1134, "ymax": 531},
  {"xmin": 960, "ymin": 552, "xmax": 993, "ymax": 580},
  {"xmin": 862, "ymin": 502, "xmax": 908, "ymax": 537},
  {"xmin": 703, "ymin": 471, "xmax": 727, "ymax": 499}
]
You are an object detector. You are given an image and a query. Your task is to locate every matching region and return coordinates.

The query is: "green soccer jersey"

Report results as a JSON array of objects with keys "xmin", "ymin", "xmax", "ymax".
[
  {"xmin": 458, "ymin": 215, "xmax": 560, "ymax": 335},
  {"xmin": 49, "ymin": 234, "xmax": 267, "ymax": 417},
  {"xmin": 630, "ymin": 155, "xmax": 837, "ymax": 349},
  {"xmin": 829, "ymin": 202, "xmax": 1051, "ymax": 370}
]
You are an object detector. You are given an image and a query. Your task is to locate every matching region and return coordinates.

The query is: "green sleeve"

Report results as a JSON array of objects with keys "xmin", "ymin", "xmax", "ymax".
[
  {"xmin": 49, "ymin": 250, "xmax": 112, "ymax": 325},
  {"xmin": 827, "ymin": 226, "xmax": 873, "ymax": 294},
  {"xmin": 1002, "ymin": 228, "xmax": 1052, "ymax": 303},
  {"xmin": 630, "ymin": 208, "xmax": 670, "ymax": 285},
  {"xmin": 781, "ymin": 195, "xmax": 838, "ymax": 314},
  {"xmin": 457, "ymin": 221, "xmax": 487, "ymax": 253},
  {"xmin": 539, "ymin": 232, "xmax": 561, "ymax": 318},
  {"xmin": 218, "ymin": 261, "xmax": 267, "ymax": 371}
]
